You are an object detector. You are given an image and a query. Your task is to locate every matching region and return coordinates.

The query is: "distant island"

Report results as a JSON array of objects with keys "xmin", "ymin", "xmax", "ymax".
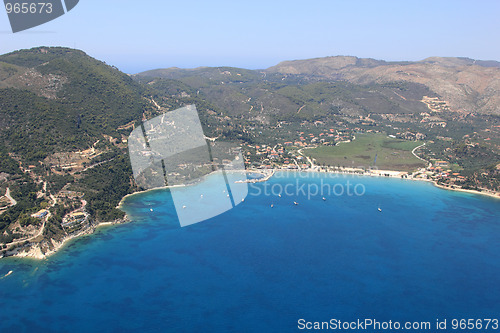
[{"xmin": 0, "ymin": 47, "xmax": 498, "ymax": 259}]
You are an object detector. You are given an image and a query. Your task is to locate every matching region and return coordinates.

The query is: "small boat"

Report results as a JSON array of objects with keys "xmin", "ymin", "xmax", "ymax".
[
  {"xmin": 150, "ymin": 208, "xmax": 153, "ymax": 212},
  {"xmin": 271, "ymin": 204, "xmax": 274, "ymax": 208},
  {"xmin": 294, "ymin": 201, "xmax": 298, "ymax": 205},
  {"xmin": 182, "ymin": 205, "xmax": 187, "ymax": 209},
  {"xmin": 241, "ymin": 198, "xmax": 245, "ymax": 202},
  {"xmin": 2, "ymin": 270, "xmax": 13, "ymax": 278},
  {"xmin": 378, "ymin": 207, "xmax": 382, "ymax": 212},
  {"xmin": 322, "ymin": 197, "xmax": 326, "ymax": 201},
  {"xmin": 200, "ymin": 194, "xmax": 203, "ymax": 198},
  {"xmin": 278, "ymin": 194, "xmax": 281, "ymax": 198}
]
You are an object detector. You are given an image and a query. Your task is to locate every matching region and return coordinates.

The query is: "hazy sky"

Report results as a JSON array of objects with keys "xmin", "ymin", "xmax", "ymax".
[{"xmin": 1, "ymin": 0, "xmax": 499, "ymax": 73}]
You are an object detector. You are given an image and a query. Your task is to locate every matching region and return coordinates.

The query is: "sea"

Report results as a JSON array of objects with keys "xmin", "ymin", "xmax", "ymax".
[{"xmin": 0, "ymin": 172, "xmax": 499, "ymax": 332}]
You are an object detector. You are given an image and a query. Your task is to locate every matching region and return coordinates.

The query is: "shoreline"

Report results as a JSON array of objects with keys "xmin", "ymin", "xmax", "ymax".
[
  {"xmin": 116, "ymin": 185, "xmax": 184, "ymax": 210},
  {"xmin": 430, "ymin": 181, "xmax": 500, "ymax": 200},
  {"xmin": 287, "ymin": 167, "xmax": 500, "ymax": 200},
  {"xmin": 117, "ymin": 169, "xmax": 259, "ymax": 208},
  {"xmin": 2, "ymin": 218, "xmax": 128, "ymax": 260},
  {"xmin": 2, "ymin": 168, "xmax": 498, "ymax": 261}
]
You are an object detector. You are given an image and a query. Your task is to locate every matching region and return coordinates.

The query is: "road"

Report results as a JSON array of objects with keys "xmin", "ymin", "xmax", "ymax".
[
  {"xmin": 81, "ymin": 158, "xmax": 115, "ymax": 172},
  {"xmin": 293, "ymin": 158, "xmax": 301, "ymax": 170},
  {"xmin": 297, "ymin": 148, "xmax": 317, "ymax": 170},
  {"xmin": 204, "ymin": 135, "xmax": 221, "ymax": 142},
  {"xmin": 411, "ymin": 143, "xmax": 428, "ymax": 163},
  {"xmin": 2, "ymin": 187, "xmax": 59, "ymax": 247},
  {"xmin": 4, "ymin": 187, "xmax": 17, "ymax": 207},
  {"xmin": 4, "ymin": 218, "xmax": 46, "ymax": 247}
]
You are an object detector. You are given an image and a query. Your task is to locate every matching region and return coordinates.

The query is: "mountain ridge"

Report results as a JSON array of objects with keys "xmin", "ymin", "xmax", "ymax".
[
  {"xmin": 138, "ymin": 55, "xmax": 500, "ymax": 116},
  {"xmin": 267, "ymin": 55, "xmax": 500, "ymax": 71}
]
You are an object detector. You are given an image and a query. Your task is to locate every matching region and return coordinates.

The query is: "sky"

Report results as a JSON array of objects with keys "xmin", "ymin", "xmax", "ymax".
[{"xmin": 0, "ymin": 0, "xmax": 499, "ymax": 73}]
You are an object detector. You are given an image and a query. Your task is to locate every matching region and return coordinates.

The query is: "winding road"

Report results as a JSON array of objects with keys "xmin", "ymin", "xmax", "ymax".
[
  {"xmin": 5, "ymin": 187, "xmax": 17, "ymax": 207},
  {"xmin": 2, "ymin": 187, "xmax": 58, "ymax": 248},
  {"xmin": 411, "ymin": 143, "xmax": 428, "ymax": 163}
]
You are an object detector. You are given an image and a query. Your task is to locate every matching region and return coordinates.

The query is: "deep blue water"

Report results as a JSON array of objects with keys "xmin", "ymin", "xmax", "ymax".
[{"xmin": 0, "ymin": 172, "xmax": 499, "ymax": 332}]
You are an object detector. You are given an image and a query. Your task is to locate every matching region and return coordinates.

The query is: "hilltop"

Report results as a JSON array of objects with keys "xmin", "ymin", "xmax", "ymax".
[
  {"xmin": 266, "ymin": 56, "xmax": 500, "ymax": 116},
  {"xmin": 0, "ymin": 47, "xmax": 154, "ymax": 256}
]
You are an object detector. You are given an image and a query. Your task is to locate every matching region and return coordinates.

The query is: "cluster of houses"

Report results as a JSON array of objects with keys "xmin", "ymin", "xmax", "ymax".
[
  {"xmin": 243, "ymin": 143, "xmax": 307, "ymax": 170},
  {"xmin": 293, "ymin": 129, "xmax": 352, "ymax": 145},
  {"xmin": 241, "ymin": 127, "xmax": 359, "ymax": 170},
  {"xmin": 394, "ymin": 131, "xmax": 426, "ymax": 141},
  {"xmin": 425, "ymin": 160, "xmax": 466, "ymax": 183}
]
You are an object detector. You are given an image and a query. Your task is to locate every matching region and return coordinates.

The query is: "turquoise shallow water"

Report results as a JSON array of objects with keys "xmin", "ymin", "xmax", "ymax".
[{"xmin": 0, "ymin": 172, "xmax": 499, "ymax": 332}]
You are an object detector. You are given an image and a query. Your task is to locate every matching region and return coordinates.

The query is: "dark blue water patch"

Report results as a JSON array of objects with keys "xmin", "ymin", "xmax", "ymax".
[{"xmin": 0, "ymin": 172, "xmax": 499, "ymax": 332}]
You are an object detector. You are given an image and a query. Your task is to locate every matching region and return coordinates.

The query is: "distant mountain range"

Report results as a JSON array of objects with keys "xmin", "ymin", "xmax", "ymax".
[
  {"xmin": 140, "ymin": 55, "xmax": 500, "ymax": 117},
  {"xmin": 268, "ymin": 56, "xmax": 500, "ymax": 116}
]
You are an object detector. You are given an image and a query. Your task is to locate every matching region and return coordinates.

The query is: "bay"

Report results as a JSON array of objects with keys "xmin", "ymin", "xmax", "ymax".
[{"xmin": 0, "ymin": 172, "xmax": 499, "ymax": 332}]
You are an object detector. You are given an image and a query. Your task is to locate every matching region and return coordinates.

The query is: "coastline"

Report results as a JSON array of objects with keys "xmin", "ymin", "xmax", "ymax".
[
  {"xmin": 308, "ymin": 167, "xmax": 500, "ymax": 200},
  {"xmin": 3, "ymin": 167, "xmax": 498, "ymax": 261},
  {"xmin": 3, "ymin": 218, "xmax": 129, "ymax": 260},
  {"xmin": 430, "ymin": 181, "xmax": 500, "ymax": 200},
  {"xmin": 364, "ymin": 170, "xmax": 500, "ymax": 200},
  {"xmin": 117, "ymin": 167, "xmax": 499, "ymax": 210},
  {"xmin": 9, "ymin": 168, "xmax": 272, "ymax": 260},
  {"xmin": 116, "ymin": 169, "xmax": 261, "ymax": 209},
  {"xmin": 116, "ymin": 184, "xmax": 186, "ymax": 210}
]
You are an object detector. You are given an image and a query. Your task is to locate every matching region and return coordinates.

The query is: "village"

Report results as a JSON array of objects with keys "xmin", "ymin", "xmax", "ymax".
[{"xmin": 238, "ymin": 126, "xmax": 497, "ymax": 197}]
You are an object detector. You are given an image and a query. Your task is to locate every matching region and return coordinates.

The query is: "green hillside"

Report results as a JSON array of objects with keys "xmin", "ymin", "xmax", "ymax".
[{"xmin": 0, "ymin": 47, "xmax": 154, "ymax": 251}]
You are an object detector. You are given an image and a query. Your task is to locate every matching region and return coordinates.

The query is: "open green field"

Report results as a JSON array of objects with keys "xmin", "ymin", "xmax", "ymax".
[{"xmin": 305, "ymin": 133, "xmax": 426, "ymax": 171}]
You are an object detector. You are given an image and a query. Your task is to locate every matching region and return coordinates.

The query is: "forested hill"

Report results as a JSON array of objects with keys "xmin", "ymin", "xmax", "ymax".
[
  {"xmin": 0, "ymin": 47, "xmax": 149, "ymax": 159},
  {"xmin": 0, "ymin": 47, "xmax": 157, "ymax": 253}
]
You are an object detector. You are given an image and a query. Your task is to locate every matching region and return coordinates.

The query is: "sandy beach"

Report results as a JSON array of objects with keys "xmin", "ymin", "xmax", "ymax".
[
  {"xmin": 268, "ymin": 166, "xmax": 500, "ymax": 200},
  {"xmin": 3, "ymin": 166, "xmax": 498, "ymax": 261}
]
